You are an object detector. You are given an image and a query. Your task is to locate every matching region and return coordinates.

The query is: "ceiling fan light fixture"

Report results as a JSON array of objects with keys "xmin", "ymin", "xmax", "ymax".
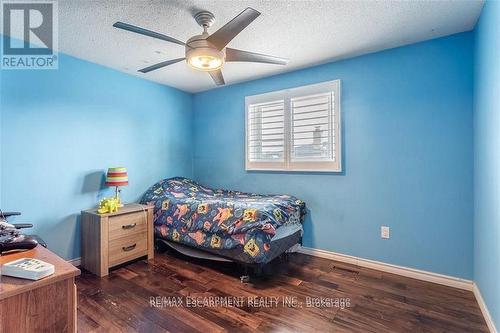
[
  {"xmin": 115, "ymin": 7, "xmax": 287, "ymax": 86},
  {"xmin": 186, "ymin": 47, "xmax": 224, "ymax": 71}
]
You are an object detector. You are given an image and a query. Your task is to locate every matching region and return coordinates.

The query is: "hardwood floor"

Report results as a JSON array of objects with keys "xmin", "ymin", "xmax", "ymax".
[{"xmin": 76, "ymin": 249, "xmax": 488, "ymax": 332}]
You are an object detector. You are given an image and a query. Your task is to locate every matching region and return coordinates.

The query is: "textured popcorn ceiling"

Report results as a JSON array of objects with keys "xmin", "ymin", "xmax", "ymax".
[{"xmin": 21, "ymin": 1, "xmax": 488, "ymax": 92}]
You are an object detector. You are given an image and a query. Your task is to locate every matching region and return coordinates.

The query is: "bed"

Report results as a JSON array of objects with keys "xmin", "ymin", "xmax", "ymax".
[{"xmin": 140, "ymin": 177, "xmax": 306, "ymax": 265}]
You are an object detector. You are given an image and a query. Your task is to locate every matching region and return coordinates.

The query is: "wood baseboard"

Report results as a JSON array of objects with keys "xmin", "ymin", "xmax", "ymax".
[
  {"xmin": 473, "ymin": 283, "xmax": 498, "ymax": 333},
  {"xmin": 297, "ymin": 246, "xmax": 473, "ymax": 291}
]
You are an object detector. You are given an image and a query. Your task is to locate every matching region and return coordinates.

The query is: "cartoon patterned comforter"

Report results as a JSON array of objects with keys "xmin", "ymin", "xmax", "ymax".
[{"xmin": 140, "ymin": 177, "xmax": 306, "ymax": 263}]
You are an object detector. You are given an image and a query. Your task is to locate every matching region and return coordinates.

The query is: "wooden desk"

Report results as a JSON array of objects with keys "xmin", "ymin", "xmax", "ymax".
[{"xmin": 0, "ymin": 245, "xmax": 80, "ymax": 332}]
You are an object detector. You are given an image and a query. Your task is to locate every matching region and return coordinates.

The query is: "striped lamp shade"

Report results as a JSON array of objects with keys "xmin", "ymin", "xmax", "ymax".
[{"xmin": 105, "ymin": 167, "xmax": 129, "ymax": 186}]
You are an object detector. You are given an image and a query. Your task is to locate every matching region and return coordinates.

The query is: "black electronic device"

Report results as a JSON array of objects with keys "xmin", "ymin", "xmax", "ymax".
[{"xmin": 0, "ymin": 210, "xmax": 46, "ymax": 254}]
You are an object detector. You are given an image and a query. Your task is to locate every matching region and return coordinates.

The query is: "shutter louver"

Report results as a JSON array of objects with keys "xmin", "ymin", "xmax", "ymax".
[
  {"xmin": 247, "ymin": 100, "xmax": 285, "ymax": 162},
  {"xmin": 291, "ymin": 92, "xmax": 335, "ymax": 161}
]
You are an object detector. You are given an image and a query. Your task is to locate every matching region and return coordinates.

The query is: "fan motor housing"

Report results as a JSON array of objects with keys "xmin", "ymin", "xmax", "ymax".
[{"xmin": 186, "ymin": 33, "xmax": 212, "ymax": 48}]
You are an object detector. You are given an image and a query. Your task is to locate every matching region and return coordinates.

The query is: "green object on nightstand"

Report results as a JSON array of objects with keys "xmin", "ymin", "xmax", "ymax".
[{"xmin": 97, "ymin": 197, "xmax": 120, "ymax": 214}]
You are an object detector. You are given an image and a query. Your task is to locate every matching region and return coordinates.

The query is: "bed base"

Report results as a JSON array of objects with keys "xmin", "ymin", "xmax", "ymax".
[{"xmin": 155, "ymin": 232, "xmax": 302, "ymax": 283}]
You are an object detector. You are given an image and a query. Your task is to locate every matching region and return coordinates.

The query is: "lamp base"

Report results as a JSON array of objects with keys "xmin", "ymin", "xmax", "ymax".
[{"xmin": 115, "ymin": 186, "xmax": 124, "ymax": 208}]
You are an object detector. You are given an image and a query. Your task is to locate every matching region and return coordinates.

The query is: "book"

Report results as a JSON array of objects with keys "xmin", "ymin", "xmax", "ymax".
[{"xmin": 1, "ymin": 258, "xmax": 55, "ymax": 280}]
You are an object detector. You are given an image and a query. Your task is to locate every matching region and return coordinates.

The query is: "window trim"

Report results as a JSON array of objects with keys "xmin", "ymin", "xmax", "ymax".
[{"xmin": 245, "ymin": 80, "xmax": 342, "ymax": 172}]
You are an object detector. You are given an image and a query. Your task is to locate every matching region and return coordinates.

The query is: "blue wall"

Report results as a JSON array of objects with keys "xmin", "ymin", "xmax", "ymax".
[
  {"xmin": 193, "ymin": 33, "xmax": 475, "ymax": 279},
  {"xmin": 0, "ymin": 53, "xmax": 193, "ymax": 260},
  {"xmin": 473, "ymin": 0, "xmax": 500, "ymax": 328},
  {"xmin": 0, "ymin": 29, "xmax": 479, "ymax": 281}
]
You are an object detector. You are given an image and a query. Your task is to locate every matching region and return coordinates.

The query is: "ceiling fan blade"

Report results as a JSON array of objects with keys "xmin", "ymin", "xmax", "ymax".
[
  {"xmin": 139, "ymin": 58, "xmax": 185, "ymax": 73},
  {"xmin": 113, "ymin": 22, "xmax": 185, "ymax": 46},
  {"xmin": 209, "ymin": 69, "xmax": 225, "ymax": 86},
  {"xmin": 206, "ymin": 8, "xmax": 260, "ymax": 50},
  {"xmin": 225, "ymin": 48, "xmax": 288, "ymax": 65}
]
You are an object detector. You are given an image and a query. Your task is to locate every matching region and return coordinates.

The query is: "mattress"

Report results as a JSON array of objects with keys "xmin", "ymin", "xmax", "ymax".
[{"xmin": 140, "ymin": 177, "xmax": 306, "ymax": 264}]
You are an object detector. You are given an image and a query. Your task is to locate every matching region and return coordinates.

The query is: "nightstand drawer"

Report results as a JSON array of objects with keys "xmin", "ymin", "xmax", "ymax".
[
  {"xmin": 109, "ymin": 232, "xmax": 148, "ymax": 267},
  {"xmin": 108, "ymin": 212, "xmax": 147, "ymax": 241}
]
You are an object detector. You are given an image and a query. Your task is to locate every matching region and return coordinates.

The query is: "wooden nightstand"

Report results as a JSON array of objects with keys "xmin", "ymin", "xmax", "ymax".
[{"xmin": 81, "ymin": 204, "xmax": 154, "ymax": 277}]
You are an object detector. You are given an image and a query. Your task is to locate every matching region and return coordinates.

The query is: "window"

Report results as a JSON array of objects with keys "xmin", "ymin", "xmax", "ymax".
[{"xmin": 246, "ymin": 80, "xmax": 341, "ymax": 172}]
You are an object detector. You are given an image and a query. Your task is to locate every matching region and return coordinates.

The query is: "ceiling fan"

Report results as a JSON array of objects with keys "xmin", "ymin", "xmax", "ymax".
[{"xmin": 113, "ymin": 7, "xmax": 288, "ymax": 86}]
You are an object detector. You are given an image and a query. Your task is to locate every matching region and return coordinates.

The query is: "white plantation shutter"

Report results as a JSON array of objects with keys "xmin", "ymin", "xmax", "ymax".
[
  {"xmin": 291, "ymin": 92, "xmax": 334, "ymax": 161},
  {"xmin": 246, "ymin": 80, "xmax": 341, "ymax": 172},
  {"xmin": 247, "ymin": 100, "xmax": 285, "ymax": 163}
]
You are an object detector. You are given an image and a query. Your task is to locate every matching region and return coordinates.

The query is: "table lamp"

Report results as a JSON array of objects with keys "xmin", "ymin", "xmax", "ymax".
[{"xmin": 105, "ymin": 167, "xmax": 128, "ymax": 207}]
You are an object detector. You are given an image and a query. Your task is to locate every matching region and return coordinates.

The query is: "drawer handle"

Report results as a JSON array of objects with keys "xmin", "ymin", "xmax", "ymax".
[
  {"xmin": 122, "ymin": 244, "xmax": 137, "ymax": 252},
  {"xmin": 122, "ymin": 223, "xmax": 137, "ymax": 230}
]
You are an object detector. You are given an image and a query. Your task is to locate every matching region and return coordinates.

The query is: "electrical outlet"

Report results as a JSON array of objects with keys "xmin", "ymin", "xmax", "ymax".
[{"xmin": 381, "ymin": 226, "xmax": 390, "ymax": 239}]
